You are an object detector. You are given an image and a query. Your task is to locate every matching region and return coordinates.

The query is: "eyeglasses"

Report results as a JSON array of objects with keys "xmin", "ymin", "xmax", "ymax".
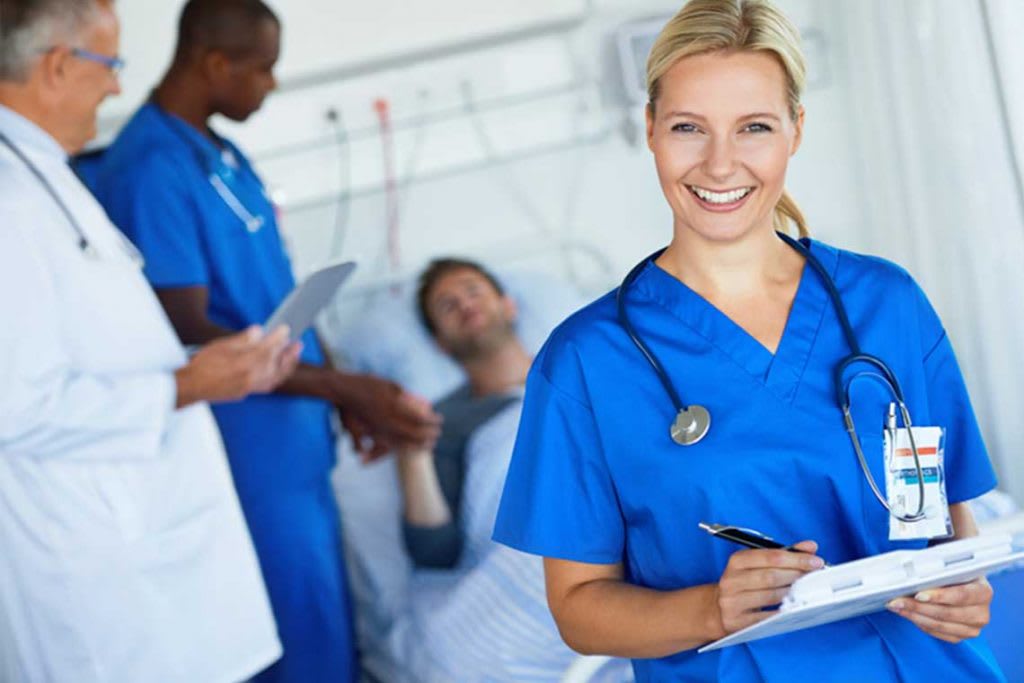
[{"xmin": 69, "ymin": 47, "xmax": 125, "ymax": 76}]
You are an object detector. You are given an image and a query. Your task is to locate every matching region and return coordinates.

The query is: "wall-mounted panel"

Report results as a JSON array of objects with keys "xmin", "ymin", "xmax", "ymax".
[{"xmin": 101, "ymin": 0, "xmax": 587, "ymax": 121}]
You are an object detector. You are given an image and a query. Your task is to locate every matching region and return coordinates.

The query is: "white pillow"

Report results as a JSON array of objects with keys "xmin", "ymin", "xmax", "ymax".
[{"xmin": 328, "ymin": 266, "xmax": 588, "ymax": 400}]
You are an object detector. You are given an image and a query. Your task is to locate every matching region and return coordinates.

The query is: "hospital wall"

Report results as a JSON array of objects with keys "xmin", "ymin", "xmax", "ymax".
[{"xmin": 97, "ymin": 0, "xmax": 1024, "ymax": 502}]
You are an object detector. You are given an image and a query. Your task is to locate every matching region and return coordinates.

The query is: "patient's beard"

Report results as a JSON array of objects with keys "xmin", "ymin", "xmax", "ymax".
[{"xmin": 444, "ymin": 317, "xmax": 516, "ymax": 364}]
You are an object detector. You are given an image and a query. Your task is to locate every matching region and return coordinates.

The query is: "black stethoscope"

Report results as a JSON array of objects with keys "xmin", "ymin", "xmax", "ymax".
[
  {"xmin": 0, "ymin": 130, "xmax": 143, "ymax": 264},
  {"xmin": 150, "ymin": 103, "xmax": 267, "ymax": 233},
  {"xmin": 0, "ymin": 131, "xmax": 146, "ymax": 266},
  {"xmin": 617, "ymin": 231, "xmax": 927, "ymax": 522},
  {"xmin": 0, "ymin": 130, "xmax": 94, "ymax": 255}
]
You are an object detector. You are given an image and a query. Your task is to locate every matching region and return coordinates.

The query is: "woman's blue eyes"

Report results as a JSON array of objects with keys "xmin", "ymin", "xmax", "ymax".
[{"xmin": 670, "ymin": 122, "xmax": 774, "ymax": 134}]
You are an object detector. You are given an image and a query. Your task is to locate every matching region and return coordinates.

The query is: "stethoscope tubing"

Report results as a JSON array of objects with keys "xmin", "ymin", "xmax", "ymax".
[
  {"xmin": 1, "ymin": 131, "xmax": 146, "ymax": 265},
  {"xmin": 0, "ymin": 131, "xmax": 92, "ymax": 254},
  {"xmin": 150, "ymin": 103, "xmax": 267, "ymax": 233},
  {"xmin": 616, "ymin": 248, "xmax": 690, "ymax": 413}
]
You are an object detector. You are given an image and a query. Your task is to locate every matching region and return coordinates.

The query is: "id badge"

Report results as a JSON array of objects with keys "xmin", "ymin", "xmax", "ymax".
[{"xmin": 883, "ymin": 424, "xmax": 953, "ymax": 541}]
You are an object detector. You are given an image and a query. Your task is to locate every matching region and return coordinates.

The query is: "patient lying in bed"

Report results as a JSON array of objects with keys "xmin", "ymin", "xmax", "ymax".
[
  {"xmin": 330, "ymin": 259, "xmax": 631, "ymax": 682},
  {"xmin": 396, "ymin": 258, "xmax": 533, "ymax": 571}
]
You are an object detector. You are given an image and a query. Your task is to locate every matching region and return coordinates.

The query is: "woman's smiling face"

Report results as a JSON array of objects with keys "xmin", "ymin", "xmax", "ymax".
[{"xmin": 646, "ymin": 50, "xmax": 804, "ymax": 244}]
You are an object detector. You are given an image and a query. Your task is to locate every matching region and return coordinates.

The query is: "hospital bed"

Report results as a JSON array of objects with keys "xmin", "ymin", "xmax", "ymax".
[{"xmin": 325, "ymin": 264, "xmax": 632, "ymax": 682}]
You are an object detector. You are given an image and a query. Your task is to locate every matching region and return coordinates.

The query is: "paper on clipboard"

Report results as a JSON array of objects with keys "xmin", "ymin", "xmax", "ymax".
[
  {"xmin": 699, "ymin": 533, "xmax": 1024, "ymax": 652},
  {"xmin": 265, "ymin": 261, "xmax": 357, "ymax": 341}
]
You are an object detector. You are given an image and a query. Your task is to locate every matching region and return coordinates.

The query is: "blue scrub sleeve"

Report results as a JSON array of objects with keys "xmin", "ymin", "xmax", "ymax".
[
  {"xmin": 493, "ymin": 347, "xmax": 625, "ymax": 564},
  {"xmin": 913, "ymin": 283, "xmax": 998, "ymax": 503},
  {"xmin": 922, "ymin": 332, "xmax": 997, "ymax": 504},
  {"xmin": 102, "ymin": 153, "xmax": 209, "ymax": 288}
]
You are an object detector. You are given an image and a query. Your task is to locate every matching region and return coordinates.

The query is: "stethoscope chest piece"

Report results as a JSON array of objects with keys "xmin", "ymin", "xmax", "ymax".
[{"xmin": 671, "ymin": 405, "xmax": 711, "ymax": 445}]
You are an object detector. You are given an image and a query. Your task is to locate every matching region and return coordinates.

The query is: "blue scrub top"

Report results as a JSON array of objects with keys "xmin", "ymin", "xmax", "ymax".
[
  {"xmin": 91, "ymin": 103, "xmax": 335, "ymax": 500},
  {"xmin": 493, "ymin": 240, "xmax": 1003, "ymax": 682}
]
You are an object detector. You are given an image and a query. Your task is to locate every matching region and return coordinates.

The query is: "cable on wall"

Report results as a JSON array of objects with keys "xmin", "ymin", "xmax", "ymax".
[
  {"xmin": 326, "ymin": 107, "xmax": 352, "ymax": 260},
  {"xmin": 374, "ymin": 98, "xmax": 402, "ymax": 274}
]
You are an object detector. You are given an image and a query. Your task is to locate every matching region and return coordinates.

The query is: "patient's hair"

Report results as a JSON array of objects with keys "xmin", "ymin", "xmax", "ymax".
[
  {"xmin": 417, "ymin": 258, "xmax": 505, "ymax": 335},
  {"xmin": 0, "ymin": 0, "xmax": 108, "ymax": 82},
  {"xmin": 647, "ymin": 0, "xmax": 808, "ymax": 237},
  {"xmin": 173, "ymin": 0, "xmax": 278, "ymax": 63}
]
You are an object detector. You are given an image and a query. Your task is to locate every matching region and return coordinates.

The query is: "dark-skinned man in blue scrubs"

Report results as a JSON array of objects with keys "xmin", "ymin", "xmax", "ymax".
[{"xmin": 88, "ymin": 1, "xmax": 442, "ymax": 681}]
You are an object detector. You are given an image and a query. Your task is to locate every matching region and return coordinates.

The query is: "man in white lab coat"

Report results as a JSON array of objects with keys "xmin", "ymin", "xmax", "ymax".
[{"xmin": 0, "ymin": 1, "xmax": 301, "ymax": 680}]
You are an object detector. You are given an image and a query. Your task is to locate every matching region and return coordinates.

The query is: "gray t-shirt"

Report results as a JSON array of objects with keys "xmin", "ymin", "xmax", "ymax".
[{"xmin": 402, "ymin": 385, "xmax": 519, "ymax": 569}]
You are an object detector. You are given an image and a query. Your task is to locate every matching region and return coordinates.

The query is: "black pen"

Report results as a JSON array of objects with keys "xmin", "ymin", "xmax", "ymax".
[{"xmin": 699, "ymin": 522, "xmax": 827, "ymax": 565}]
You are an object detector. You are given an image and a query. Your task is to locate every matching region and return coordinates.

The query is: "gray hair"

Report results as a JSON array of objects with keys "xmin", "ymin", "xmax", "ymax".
[{"xmin": 0, "ymin": 0, "xmax": 104, "ymax": 82}]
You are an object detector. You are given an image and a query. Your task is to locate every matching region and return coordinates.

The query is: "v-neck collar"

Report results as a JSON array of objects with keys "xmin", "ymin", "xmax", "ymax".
[{"xmin": 632, "ymin": 238, "xmax": 839, "ymax": 404}]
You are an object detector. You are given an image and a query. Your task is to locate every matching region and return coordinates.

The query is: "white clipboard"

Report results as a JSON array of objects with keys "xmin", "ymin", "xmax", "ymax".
[
  {"xmin": 265, "ymin": 261, "xmax": 357, "ymax": 341},
  {"xmin": 699, "ymin": 533, "xmax": 1024, "ymax": 652}
]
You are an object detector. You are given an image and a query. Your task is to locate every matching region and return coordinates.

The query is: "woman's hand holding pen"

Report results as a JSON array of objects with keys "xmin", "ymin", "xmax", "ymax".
[
  {"xmin": 886, "ymin": 577, "xmax": 993, "ymax": 643},
  {"xmin": 714, "ymin": 540, "xmax": 825, "ymax": 634}
]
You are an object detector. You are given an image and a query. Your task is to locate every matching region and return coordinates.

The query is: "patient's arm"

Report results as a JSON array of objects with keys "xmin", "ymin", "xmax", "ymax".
[
  {"xmin": 398, "ymin": 449, "xmax": 450, "ymax": 526},
  {"xmin": 397, "ymin": 447, "xmax": 463, "ymax": 568}
]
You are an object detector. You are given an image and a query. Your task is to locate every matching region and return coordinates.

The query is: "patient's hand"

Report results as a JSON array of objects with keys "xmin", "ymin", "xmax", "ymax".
[
  {"xmin": 886, "ymin": 577, "xmax": 993, "ymax": 643},
  {"xmin": 332, "ymin": 373, "xmax": 442, "ymax": 461}
]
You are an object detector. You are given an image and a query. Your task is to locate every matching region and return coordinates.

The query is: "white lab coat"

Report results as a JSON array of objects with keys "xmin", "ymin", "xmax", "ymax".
[{"xmin": 0, "ymin": 108, "xmax": 281, "ymax": 682}]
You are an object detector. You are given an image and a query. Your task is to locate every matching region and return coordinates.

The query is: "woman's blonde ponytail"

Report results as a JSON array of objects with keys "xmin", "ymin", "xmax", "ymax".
[{"xmin": 773, "ymin": 189, "xmax": 809, "ymax": 238}]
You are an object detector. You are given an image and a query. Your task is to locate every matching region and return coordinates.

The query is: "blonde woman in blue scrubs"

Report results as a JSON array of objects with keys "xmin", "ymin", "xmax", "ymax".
[{"xmin": 493, "ymin": 1, "xmax": 1004, "ymax": 681}]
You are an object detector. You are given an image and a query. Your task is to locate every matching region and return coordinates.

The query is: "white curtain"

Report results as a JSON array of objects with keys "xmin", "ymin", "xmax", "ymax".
[
  {"xmin": 824, "ymin": 0, "xmax": 1024, "ymax": 501},
  {"xmin": 982, "ymin": 0, "xmax": 1024, "ymax": 190}
]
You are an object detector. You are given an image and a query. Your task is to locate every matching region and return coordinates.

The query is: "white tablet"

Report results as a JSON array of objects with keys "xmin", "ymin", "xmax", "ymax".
[{"xmin": 265, "ymin": 261, "xmax": 357, "ymax": 341}]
